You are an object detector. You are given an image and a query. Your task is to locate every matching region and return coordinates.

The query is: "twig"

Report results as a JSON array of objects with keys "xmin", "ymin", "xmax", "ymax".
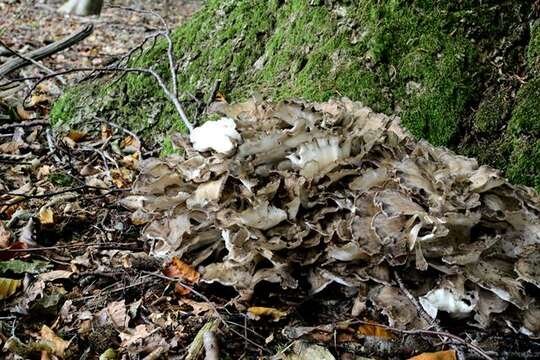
[
  {"xmin": 0, "ymin": 184, "xmax": 127, "ymax": 207},
  {"xmin": 0, "ymin": 39, "xmax": 64, "ymax": 84},
  {"xmin": 14, "ymin": 65, "xmax": 193, "ymax": 132},
  {"xmin": 0, "ymin": 119, "xmax": 48, "ymax": 132},
  {"xmin": 0, "ymin": 242, "xmax": 140, "ymax": 253},
  {"xmin": 2, "ymin": 185, "xmax": 86, "ymax": 200},
  {"xmin": 394, "ymin": 271, "xmax": 436, "ymax": 326},
  {"xmin": 143, "ymin": 271, "xmax": 270, "ymax": 353},
  {"xmin": 205, "ymin": 79, "xmax": 221, "ymax": 109},
  {"xmin": 72, "ymin": 275, "xmax": 155, "ymax": 302},
  {"xmin": 203, "ymin": 330, "xmax": 220, "ymax": 360},
  {"xmin": 107, "ymin": 5, "xmax": 191, "ymax": 129},
  {"xmin": 394, "ymin": 271, "xmax": 466, "ymax": 359}
]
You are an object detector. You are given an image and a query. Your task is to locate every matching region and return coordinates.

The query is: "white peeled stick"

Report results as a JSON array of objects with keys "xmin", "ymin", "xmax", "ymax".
[{"xmin": 189, "ymin": 117, "xmax": 242, "ymax": 154}]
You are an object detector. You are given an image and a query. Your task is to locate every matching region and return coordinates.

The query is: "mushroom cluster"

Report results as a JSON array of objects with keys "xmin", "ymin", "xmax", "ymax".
[{"xmin": 122, "ymin": 98, "xmax": 540, "ymax": 335}]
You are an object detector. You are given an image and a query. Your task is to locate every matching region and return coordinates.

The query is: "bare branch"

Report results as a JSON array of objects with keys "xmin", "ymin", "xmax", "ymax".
[
  {"xmin": 0, "ymin": 25, "xmax": 93, "ymax": 78},
  {"xmin": 0, "ymin": 39, "xmax": 61, "ymax": 82}
]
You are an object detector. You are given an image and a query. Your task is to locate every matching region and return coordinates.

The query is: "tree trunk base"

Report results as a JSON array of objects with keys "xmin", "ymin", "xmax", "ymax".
[{"xmin": 59, "ymin": 0, "xmax": 103, "ymax": 16}]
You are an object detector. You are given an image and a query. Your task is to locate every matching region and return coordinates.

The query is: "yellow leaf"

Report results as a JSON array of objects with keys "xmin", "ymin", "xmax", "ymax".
[
  {"xmin": 0, "ymin": 277, "xmax": 21, "ymax": 299},
  {"xmin": 247, "ymin": 306, "xmax": 288, "ymax": 321},
  {"xmin": 121, "ymin": 136, "xmax": 136, "ymax": 148},
  {"xmin": 214, "ymin": 92, "xmax": 226, "ymax": 102},
  {"xmin": 67, "ymin": 130, "xmax": 87, "ymax": 142},
  {"xmin": 101, "ymin": 124, "xmax": 112, "ymax": 140},
  {"xmin": 40, "ymin": 325, "xmax": 70, "ymax": 358},
  {"xmin": 16, "ymin": 104, "xmax": 32, "ymax": 120},
  {"xmin": 120, "ymin": 153, "xmax": 139, "ymax": 170},
  {"xmin": 408, "ymin": 350, "xmax": 457, "ymax": 360},
  {"xmin": 357, "ymin": 324, "xmax": 394, "ymax": 339},
  {"xmin": 39, "ymin": 207, "xmax": 55, "ymax": 225},
  {"xmin": 111, "ymin": 168, "xmax": 133, "ymax": 189},
  {"xmin": 29, "ymin": 93, "xmax": 51, "ymax": 107},
  {"xmin": 0, "ymin": 222, "xmax": 11, "ymax": 248}
]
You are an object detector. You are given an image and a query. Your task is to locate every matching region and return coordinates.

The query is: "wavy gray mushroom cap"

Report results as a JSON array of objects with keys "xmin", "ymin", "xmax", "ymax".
[{"xmin": 121, "ymin": 98, "xmax": 540, "ymax": 336}]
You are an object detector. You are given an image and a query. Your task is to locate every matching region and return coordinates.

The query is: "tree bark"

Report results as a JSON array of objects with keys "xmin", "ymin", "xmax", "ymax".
[{"xmin": 59, "ymin": 0, "xmax": 103, "ymax": 16}]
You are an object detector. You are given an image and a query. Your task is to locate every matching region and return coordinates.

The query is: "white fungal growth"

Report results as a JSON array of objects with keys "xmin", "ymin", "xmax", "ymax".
[
  {"xmin": 420, "ymin": 288, "xmax": 476, "ymax": 319},
  {"xmin": 288, "ymin": 137, "xmax": 350, "ymax": 178},
  {"xmin": 190, "ymin": 117, "xmax": 242, "ymax": 154}
]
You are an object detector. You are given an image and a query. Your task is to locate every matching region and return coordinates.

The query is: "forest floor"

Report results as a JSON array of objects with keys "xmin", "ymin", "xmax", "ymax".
[{"xmin": 1, "ymin": 1, "xmax": 540, "ymax": 360}]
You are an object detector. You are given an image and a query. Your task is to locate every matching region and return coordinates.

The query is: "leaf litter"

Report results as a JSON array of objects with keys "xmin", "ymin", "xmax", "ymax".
[
  {"xmin": 1, "ymin": 89, "xmax": 540, "ymax": 358},
  {"xmin": 2, "ymin": 3, "xmax": 540, "ymax": 357}
]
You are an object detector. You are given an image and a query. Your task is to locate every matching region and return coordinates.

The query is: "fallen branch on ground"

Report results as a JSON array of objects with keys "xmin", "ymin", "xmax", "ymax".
[{"xmin": 0, "ymin": 24, "xmax": 93, "ymax": 78}]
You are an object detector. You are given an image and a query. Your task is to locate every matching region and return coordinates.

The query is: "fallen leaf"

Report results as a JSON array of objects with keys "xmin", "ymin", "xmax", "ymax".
[
  {"xmin": 38, "ymin": 270, "xmax": 74, "ymax": 282},
  {"xmin": 279, "ymin": 341, "xmax": 336, "ymax": 360},
  {"xmin": 0, "ymin": 241, "xmax": 28, "ymax": 261},
  {"xmin": 29, "ymin": 93, "xmax": 51, "ymax": 107},
  {"xmin": 163, "ymin": 257, "xmax": 200, "ymax": 283},
  {"xmin": 16, "ymin": 104, "xmax": 32, "ymax": 120},
  {"xmin": 408, "ymin": 350, "xmax": 457, "ymax": 360},
  {"xmin": 19, "ymin": 218, "xmax": 36, "ymax": 245},
  {"xmin": 0, "ymin": 222, "xmax": 11, "ymax": 248},
  {"xmin": 101, "ymin": 124, "xmax": 112, "ymax": 140},
  {"xmin": 357, "ymin": 324, "xmax": 394, "ymax": 339},
  {"xmin": 67, "ymin": 130, "xmax": 87, "ymax": 142},
  {"xmin": 247, "ymin": 306, "xmax": 288, "ymax": 321},
  {"xmin": 163, "ymin": 257, "xmax": 200, "ymax": 295},
  {"xmin": 37, "ymin": 165, "xmax": 52, "ymax": 180},
  {"xmin": 40, "ymin": 325, "xmax": 70, "ymax": 358},
  {"xmin": 179, "ymin": 298, "xmax": 214, "ymax": 315},
  {"xmin": 39, "ymin": 207, "xmax": 55, "ymax": 225},
  {"xmin": 121, "ymin": 135, "xmax": 140, "ymax": 154},
  {"xmin": 99, "ymin": 300, "xmax": 130, "ymax": 329},
  {"xmin": 0, "ymin": 277, "xmax": 22, "ymax": 299},
  {"xmin": 99, "ymin": 348, "xmax": 118, "ymax": 360},
  {"xmin": 0, "ymin": 260, "xmax": 52, "ymax": 274},
  {"xmin": 111, "ymin": 168, "xmax": 133, "ymax": 189}
]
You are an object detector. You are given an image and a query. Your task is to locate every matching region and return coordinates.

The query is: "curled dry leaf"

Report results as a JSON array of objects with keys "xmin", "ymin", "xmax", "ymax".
[
  {"xmin": 357, "ymin": 324, "xmax": 395, "ymax": 339},
  {"xmin": 0, "ymin": 222, "xmax": 11, "ymax": 248},
  {"xmin": 67, "ymin": 130, "xmax": 87, "ymax": 142},
  {"xmin": 39, "ymin": 207, "xmax": 55, "ymax": 225},
  {"xmin": 408, "ymin": 350, "xmax": 456, "ymax": 360},
  {"xmin": 40, "ymin": 325, "xmax": 71, "ymax": 358},
  {"xmin": 126, "ymin": 98, "xmax": 540, "ymax": 334},
  {"xmin": 247, "ymin": 306, "xmax": 288, "ymax": 321},
  {"xmin": 163, "ymin": 256, "xmax": 200, "ymax": 295},
  {"xmin": 0, "ymin": 277, "xmax": 22, "ymax": 299}
]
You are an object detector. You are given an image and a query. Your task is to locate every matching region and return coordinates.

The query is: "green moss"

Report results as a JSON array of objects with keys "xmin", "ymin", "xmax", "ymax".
[
  {"xmin": 506, "ymin": 138, "xmax": 540, "ymax": 190},
  {"xmin": 51, "ymin": 0, "xmax": 540, "ymax": 189},
  {"xmin": 48, "ymin": 171, "xmax": 76, "ymax": 187},
  {"xmin": 159, "ymin": 137, "xmax": 182, "ymax": 157},
  {"xmin": 528, "ymin": 19, "xmax": 540, "ymax": 71},
  {"xmin": 473, "ymin": 92, "xmax": 509, "ymax": 134},
  {"xmin": 509, "ymin": 77, "xmax": 540, "ymax": 137},
  {"xmin": 49, "ymin": 86, "xmax": 85, "ymax": 126}
]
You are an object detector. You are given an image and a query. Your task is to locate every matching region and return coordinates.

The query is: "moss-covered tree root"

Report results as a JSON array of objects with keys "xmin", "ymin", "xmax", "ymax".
[{"xmin": 51, "ymin": 0, "xmax": 540, "ymax": 190}]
